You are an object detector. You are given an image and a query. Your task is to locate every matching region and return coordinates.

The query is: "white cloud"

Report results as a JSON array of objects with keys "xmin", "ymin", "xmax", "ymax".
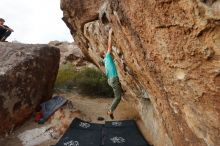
[{"xmin": 0, "ymin": 0, "xmax": 73, "ymax": 43}]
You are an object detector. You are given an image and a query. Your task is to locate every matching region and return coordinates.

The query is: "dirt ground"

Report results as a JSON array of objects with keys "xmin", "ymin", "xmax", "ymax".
[{"xmin": 0, "ymin": 91, "xmax": 148, "ymax": 146}]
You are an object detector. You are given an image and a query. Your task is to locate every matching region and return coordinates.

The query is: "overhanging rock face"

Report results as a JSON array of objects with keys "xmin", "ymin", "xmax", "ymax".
[
  {"xmin": 0, "ymin": 43, "xmax": 60, "ymax": 136},
  {"xmin": 61, "ymin": 0, "xmax": 220, "ymax": 146}
]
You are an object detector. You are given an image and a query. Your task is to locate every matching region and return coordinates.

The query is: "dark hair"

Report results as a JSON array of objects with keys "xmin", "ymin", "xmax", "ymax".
[
  {"xmin": 99, "ymin": 50, "xmax": 105, "ymax": 59},
  {"xmin": 0, "ymin": 18, "xmax": 5, "ymax": 22}
]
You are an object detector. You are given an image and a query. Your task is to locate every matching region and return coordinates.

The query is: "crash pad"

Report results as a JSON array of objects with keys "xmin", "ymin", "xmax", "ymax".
[{"xmin": 55, "ymin": 118, "xmax": 150, "ymax": 146}]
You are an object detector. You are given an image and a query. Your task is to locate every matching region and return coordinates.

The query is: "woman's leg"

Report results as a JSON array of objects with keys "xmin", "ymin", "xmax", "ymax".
[{"xmin": 108, "ymin": 77, "xmax": 122, "ymax": 112}]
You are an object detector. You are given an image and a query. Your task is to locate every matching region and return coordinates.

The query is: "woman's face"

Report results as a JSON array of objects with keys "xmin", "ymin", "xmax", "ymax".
[
  {"xmin": 100, "ymin": 51, "xmax": 106, "ymax": 59},
  {"xmin": 102, "ymin": 52, "xmax": 106, "ymax": 59},
  {"xmin": 0, "ymin": 21, "xmax": 4, "ymax": 25}
]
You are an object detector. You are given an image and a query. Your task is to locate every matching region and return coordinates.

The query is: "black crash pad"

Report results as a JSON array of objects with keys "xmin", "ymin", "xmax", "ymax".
[
  {"xmin": 103, "ymin": 120, "xmax": 150, "ymax": 146},
  {"xmin": 55, "ymin": 118, "xmax": 103, "ymax": 146},
  {"xmin": 56, "ymin": 118, "xmax": 150, "ymax": 146}
]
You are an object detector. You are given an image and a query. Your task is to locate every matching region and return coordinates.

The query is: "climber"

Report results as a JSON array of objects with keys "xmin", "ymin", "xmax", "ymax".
[
  {"xmin": 100, "ymin": 28, "xmax": 122, "ymax": 119},
  {"xmin": 0, "ymin": 18, "xmax": 14, "ymax": 42}
]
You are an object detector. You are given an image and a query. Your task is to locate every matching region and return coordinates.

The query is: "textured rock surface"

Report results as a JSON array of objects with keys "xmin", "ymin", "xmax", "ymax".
[
  {"xmin": 61, "ymin": 0, "xmax": 220, "ymax": 146},
  {"xmin": 48, "ymin": 41, "xmax": 95, "ymax": 68},
  {"xmin": 0, "ymin": 43, "xmax": 60, "ymax": 136},
  {"xmin": 49, "ymin": 41, "xmax": 82, "ymax": 64}
]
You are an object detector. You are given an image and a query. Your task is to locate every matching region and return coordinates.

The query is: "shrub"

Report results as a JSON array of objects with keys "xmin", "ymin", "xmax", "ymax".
[
  {"xmin": 54, "ymin": 64, "xmax": 113, "ymax": 97},
  {"xmin": 75, "ymin": 67, "xmax": 113, "ymax": 97},
  {"xmin": 54, "ymin": 63, "xmax": 77, "ymax": 90}
]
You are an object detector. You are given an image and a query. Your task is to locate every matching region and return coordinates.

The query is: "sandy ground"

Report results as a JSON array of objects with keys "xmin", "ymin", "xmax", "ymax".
[{"xmin": 0, "ymin": 91, "xmax": 148, "ymax": 146}]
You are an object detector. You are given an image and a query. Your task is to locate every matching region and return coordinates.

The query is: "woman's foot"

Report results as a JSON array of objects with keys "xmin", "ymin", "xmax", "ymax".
[{"xmin": 107, "ymin": 110, "xmax": 114, "ymax": 119}]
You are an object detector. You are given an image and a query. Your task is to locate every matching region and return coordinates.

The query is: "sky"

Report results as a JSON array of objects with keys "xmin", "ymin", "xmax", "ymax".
[{"xmin": 0, "ymin": 0, "xmax": 73, "ymax": 44}]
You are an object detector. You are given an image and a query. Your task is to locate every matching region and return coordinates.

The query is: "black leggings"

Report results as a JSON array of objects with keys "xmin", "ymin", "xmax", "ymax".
[{"xmin": 0, "ymin": 29, "xmax": 11, "ymax": 41}]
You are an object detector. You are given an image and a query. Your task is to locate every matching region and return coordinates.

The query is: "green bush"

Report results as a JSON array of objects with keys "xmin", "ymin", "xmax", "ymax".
[
  {"xmin": 75, "ymin": 67, "xmax": 113, "ymax": 97},
  {"xmin": 54, "ymin": 64, "xmax": 113, "ymax": 97},
  {"xmin": 54, "ymin": 63, "xmax": 77, "ymax": 90}
]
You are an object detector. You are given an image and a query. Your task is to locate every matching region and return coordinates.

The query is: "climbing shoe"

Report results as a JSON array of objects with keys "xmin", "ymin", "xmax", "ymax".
[{"xmin": 107, "ymin": 110, "xmax": 114, "ymax": 120}]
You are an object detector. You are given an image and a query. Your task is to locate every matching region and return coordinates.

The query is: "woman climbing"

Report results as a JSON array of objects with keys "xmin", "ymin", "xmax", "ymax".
[{"xmin": 100, "ymin": 28, "xmax": 122, "ymax": 119}]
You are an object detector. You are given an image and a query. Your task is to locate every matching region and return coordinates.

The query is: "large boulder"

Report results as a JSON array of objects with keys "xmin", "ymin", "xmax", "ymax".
[
  {"xmin": 61, "ymin": 0, "xmax": 220, "ymax": 146},
  {"xmin": 49, "ymin": 41, "xmax": 96, "ymax": 68},
  {"xmin": 0, "ymin": 43, "xmax": 60, "ymax": 136},
  {"xmin": 49, "ymin": 41, "xmax": 81, "ymax": 63}
]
